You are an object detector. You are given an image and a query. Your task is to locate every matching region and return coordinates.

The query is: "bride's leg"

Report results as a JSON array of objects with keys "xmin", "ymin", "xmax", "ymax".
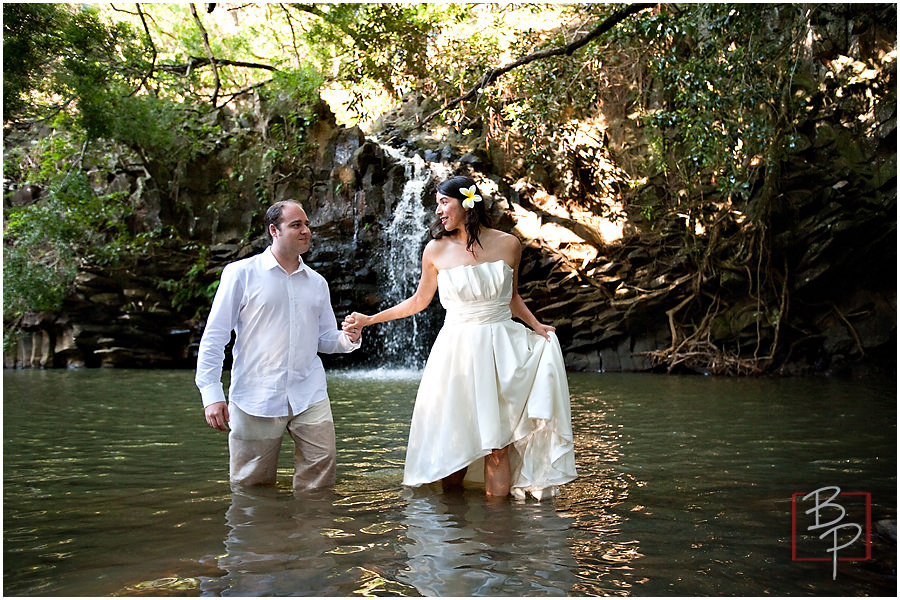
[
  {"xmin": 484, "ymin": 446, "xmax": 511, "ymax": 497},
  {"xmin": 441, "ymin": 466, "xmax": 467, "ymax": 491}
]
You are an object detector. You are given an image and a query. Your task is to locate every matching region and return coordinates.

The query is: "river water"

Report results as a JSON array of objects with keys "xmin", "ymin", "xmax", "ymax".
[{"xmin": 2, "ymin": 369, "xmax": 896, "ymax": 596}]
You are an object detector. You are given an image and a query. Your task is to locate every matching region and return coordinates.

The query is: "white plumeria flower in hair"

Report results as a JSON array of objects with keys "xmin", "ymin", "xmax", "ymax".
[{"xmin": 460, "ymin": 185, "xmax": 482, "ymax": 209}]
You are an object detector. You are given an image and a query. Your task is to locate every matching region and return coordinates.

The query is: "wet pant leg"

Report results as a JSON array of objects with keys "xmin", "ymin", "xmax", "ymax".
[
  {"xmin": 228, "ymin": 404, "xmax": 288, "ymax": 487},
  {"xmin": 287, "ymin": 399, "xmax": 337, "ymax": 491}
]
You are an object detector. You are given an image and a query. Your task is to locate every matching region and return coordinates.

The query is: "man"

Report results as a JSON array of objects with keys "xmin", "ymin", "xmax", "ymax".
[{"xmin": 195, "ymin": 200, "xmax": 361, "ymax": 490}]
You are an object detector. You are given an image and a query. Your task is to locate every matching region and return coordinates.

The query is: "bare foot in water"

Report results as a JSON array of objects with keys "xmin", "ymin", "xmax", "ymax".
[{"xmin": 441, "ymin": 467, "xmax": 467, "ymax": 492}]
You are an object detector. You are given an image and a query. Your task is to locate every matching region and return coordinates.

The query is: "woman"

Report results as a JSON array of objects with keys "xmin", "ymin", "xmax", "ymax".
[{"xmin": 343, "ymin": 175, "xmax": 577, "ymax": 499}]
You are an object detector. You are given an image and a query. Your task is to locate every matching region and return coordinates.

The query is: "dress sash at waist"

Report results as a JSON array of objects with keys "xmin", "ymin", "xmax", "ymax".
[{"xmin": 443, "ymin": 301, "xmax": 512, "ymax": 325}]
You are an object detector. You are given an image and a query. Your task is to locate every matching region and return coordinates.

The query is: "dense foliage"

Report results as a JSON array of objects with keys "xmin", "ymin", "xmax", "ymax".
[{"xmin": 4, "ymin": 3, "xmax": 895, "ymax": 372}]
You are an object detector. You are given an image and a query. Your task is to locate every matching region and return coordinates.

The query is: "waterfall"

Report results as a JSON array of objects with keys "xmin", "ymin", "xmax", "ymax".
[{"xmin": 375, "ymin": 142, "xmax": 451, "ymax": 368}]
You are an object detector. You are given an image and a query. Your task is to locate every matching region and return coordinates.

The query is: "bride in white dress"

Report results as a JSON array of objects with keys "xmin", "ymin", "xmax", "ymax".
[{"xmin": 343, "ymin": 176, "xmax": 577, "ymax": 499}]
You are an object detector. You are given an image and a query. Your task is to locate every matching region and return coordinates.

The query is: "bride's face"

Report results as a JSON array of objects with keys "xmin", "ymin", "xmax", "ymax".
[{"xmin": 435, "ymin": 193, "xmax": 465, "ymax": 232}]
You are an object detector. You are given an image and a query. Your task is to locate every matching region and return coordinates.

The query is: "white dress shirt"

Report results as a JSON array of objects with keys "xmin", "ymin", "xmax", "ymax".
[{"xmin": 195, "ymin": 247, "xmax": 360, "ymax": 417}]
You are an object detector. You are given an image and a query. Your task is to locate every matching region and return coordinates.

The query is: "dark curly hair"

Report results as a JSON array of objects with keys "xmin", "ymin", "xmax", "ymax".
[{"xmin": 430, "ymin": 175, "xmax": 492, "ymax": 252}]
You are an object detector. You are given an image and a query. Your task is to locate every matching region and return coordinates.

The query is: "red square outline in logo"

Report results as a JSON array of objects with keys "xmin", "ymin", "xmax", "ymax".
[{"xmin": 791, "ymin": 491, "xmax": 871, "ymax": 562}]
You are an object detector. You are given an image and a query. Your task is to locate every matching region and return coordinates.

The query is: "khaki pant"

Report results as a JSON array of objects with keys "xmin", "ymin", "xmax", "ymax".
[{"xmin": 228, "ymin": 400, "xmax": 336, "ymax": 490}]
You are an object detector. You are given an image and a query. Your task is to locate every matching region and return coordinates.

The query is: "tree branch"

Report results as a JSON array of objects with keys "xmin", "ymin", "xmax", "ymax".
[
  {"xmin": 156, "ymin": 56, "xmax": 277, "ymax": 74},
  {"xmin": 190, "ymin": 3, "xmax": 220, "ymax": 107},
  {"xmin": 132, "ymin": 3, "xmax": 157, "ymax": 95},
  {"xmin": 422, "ymin": 3, "xmax": 657, "ymax": 125},
  {"xmin": 286, "ymin": 3, "xmax": 367, "ymax": 50},
  {"xmin": 218, "ymin": 78, "xmax": 274, "ymax": 107},
  {"xmin": 279, "ymin": 3, "xmax": 303, "ymax": 66}
]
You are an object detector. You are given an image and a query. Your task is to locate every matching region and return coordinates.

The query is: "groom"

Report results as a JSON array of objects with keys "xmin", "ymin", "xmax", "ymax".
[{"xmin": 195, "ymin": 200, "xmax": 361, "ymax": 490}]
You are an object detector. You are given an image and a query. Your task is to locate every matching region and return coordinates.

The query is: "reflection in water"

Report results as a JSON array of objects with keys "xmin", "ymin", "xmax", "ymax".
[
  {"xmin": 197, "ymin": 484, "xmax": 582, "ymax": 596},
  {"xmin": 200, "ymin": 487, "xmax": 340, "ymax": 596},
  {"xmin": 3, "ymin": 370, "xmax": 895, "ymax": 596},
  {"xmin": 399, "ymin": 489, "xmax": 578, "ymax": 596},
  {"xmin": 555, "ymin": 391, "xmax": 646, "ymax": 595},
  {"xmin": 561, "ymin": 373, "xmax": 897, "ymax": 596}
]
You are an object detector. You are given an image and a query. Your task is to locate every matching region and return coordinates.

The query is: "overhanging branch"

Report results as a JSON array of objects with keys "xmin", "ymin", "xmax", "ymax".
[
  {"xmin": 190, "ymin": 3, "xmax": 220, "ymax": 107},
  {"xmin": 156, "ymin": 56, "xmax": 278, "ymax": 75},
  {"xmin": 132, "ymin": 3, "xmax": 157, "ymax": 95},
  {"xmin": 422, "ymin": 3, "xmax": 657, "ymax": 125}
]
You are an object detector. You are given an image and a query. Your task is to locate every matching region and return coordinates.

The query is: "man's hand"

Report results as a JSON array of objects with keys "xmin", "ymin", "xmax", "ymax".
[
  {"xmin": 342, "ymin": 313, "xmax": 364, "ymax": 343},
  {"xmin": 205, "ymin": 401, "xmax": 229, "ymax": 431}
]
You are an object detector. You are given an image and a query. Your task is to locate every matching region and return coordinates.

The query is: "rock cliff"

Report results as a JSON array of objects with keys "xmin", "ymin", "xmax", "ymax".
[{"xmin": 4, "ymin": 99, "xmax": 895, "ymax": 376}]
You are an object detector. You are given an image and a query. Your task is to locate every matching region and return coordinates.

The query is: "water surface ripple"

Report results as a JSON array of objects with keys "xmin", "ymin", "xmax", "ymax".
[{"xmin": 3, "ymin": 370, "xmax": 895, "ymax": 596}]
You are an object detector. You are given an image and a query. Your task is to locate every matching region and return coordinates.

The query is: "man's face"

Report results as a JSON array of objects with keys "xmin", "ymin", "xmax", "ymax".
[{"xmin": 271, "ymin": 203, "xmax": 311, "ymax": 256}]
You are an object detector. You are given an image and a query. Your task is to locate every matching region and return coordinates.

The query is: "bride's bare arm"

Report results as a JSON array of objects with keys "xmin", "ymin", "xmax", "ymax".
[
  {"xmin": 510, "ymin": 294, "xmax": 555, "ymax": 339},
  {"xmin": 508, "ymin": 239, "xmax": 555, "ymax": 340},
  {"xmin": 343, "ymin": 245, "xmax": 439, "ymax": 330}
]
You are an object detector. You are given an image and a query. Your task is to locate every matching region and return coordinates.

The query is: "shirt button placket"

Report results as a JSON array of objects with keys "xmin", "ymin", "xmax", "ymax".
[{"xmin": 286, "ymin": 273, "xmax": 296, "ymax": 413}]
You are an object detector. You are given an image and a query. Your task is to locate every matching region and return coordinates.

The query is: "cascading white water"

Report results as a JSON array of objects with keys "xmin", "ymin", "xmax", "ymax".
[{"xmin": 376, "ymin": 142, "xmax": 451, "ymax": 367}]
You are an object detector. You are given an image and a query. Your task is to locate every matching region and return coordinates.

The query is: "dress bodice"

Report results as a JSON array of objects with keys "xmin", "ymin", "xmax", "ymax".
[{"xmin": 437, "ymin": 260, "xmax": 513, "ymax": 324}]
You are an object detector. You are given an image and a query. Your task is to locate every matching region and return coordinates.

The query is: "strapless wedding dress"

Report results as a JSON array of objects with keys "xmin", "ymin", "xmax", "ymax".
[{"xmin": 401, "ymin": 260, "xmax": 577, "ymax": 499}]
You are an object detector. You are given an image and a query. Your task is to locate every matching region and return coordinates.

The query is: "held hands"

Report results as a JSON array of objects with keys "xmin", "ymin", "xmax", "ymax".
[
  {"xmin": 343, "ymin": 318, "xmax": 362, "ymax": 343},
  {"xmin": 341, "ymin": 312, "xmax": 371, "ymax": 342}
]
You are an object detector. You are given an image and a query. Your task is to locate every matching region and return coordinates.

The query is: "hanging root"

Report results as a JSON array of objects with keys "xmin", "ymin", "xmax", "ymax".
[
  {"xmin": 637, "ymin": 279, "xmax": 767, "ymax": 376},
  {"xmin": 641, "ymin": 341, "xmax": 765, "ymax": 376}
]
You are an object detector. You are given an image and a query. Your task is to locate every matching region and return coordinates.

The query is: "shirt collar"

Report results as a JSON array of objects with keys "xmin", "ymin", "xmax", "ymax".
[{"xmin": 262, "ymin": 246, "xmax": 308, "ymax": 275}]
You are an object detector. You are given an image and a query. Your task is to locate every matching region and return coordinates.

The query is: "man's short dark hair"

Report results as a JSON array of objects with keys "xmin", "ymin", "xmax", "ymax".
[{"xmin": 265, "ymin": 200, "xmax": 303, "ymax": 239}]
